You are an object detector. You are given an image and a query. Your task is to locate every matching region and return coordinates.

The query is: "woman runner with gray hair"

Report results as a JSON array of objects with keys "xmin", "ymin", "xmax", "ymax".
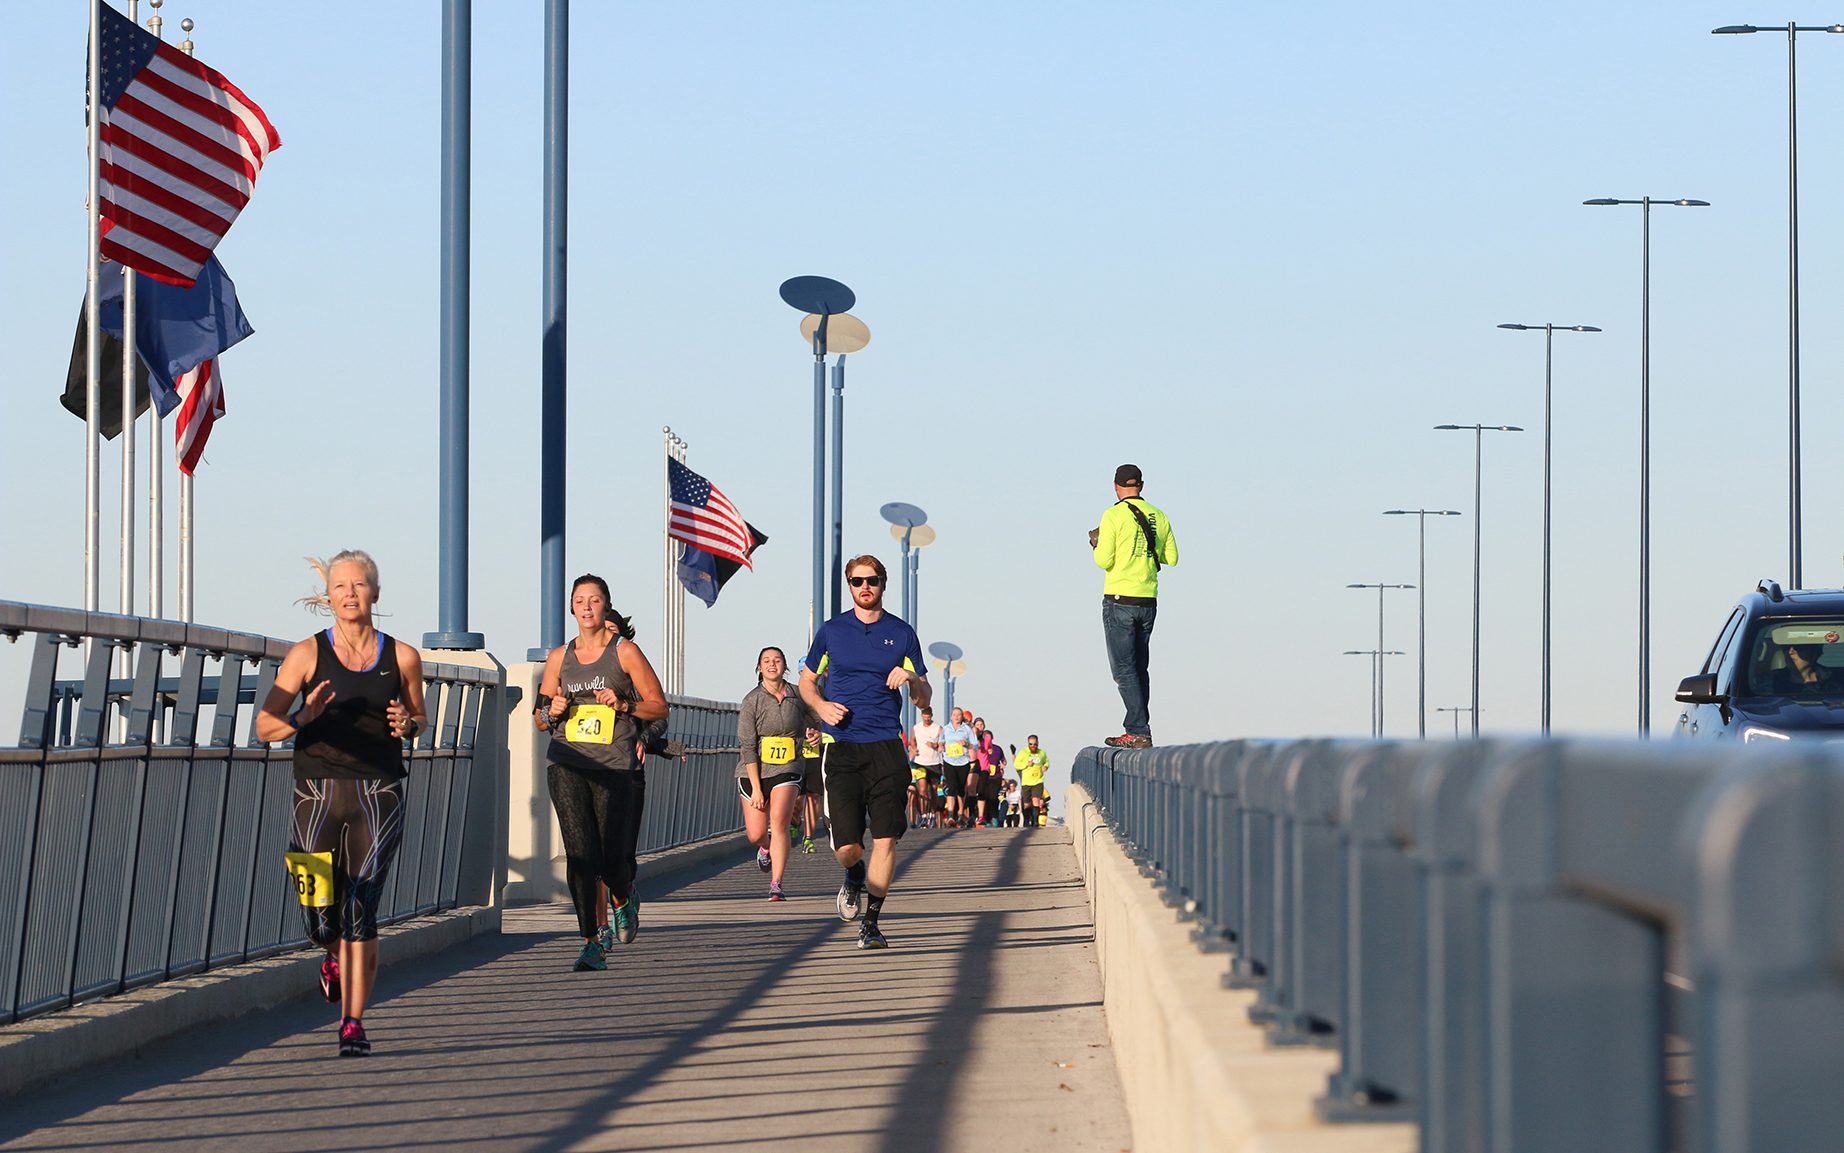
[{"xmin": 256, "ymin": 549, "xmax": 426, "ymax": 1056}]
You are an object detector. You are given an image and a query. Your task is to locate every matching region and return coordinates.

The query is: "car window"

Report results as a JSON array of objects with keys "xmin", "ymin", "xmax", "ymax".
[
  {"xmin": 1740, "ymin": 619, "xmax": 1844, "ymax": 697},
  {"xmin": 1703, "ymin": 608, "xmax": 1745, "ymax": 676}
]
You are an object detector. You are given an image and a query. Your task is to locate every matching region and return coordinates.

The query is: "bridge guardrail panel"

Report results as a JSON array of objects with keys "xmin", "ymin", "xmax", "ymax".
[
  {"xmin": 1318, "ymin": 740, "xmax": 1427, "ymax": 1122},
  {"xmin": 1230, "ymin": 742, "xmax": 1285, "ymax": 995},
  {"xmin": 1687, "ymin": 751, "xmax": 1844, "ymax": 1152}
]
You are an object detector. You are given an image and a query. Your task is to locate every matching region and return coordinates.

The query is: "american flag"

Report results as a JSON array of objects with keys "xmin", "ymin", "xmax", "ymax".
[
  {"xmin": 174, "ymin": 358, "xmax": 223, "ymax": 476},
  {"xmin": 668, "ymin": 459, "xmax": 756, "ymax": 568},
  {"xmin": 93, "ymin": 3, "xmax": 281, "ymax": 288}
]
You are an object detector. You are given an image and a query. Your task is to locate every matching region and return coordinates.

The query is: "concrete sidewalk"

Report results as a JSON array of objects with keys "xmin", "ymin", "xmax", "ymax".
[{"xmin": 0, "ymin": 828, "xmax": 1130, "ymax": 1153}]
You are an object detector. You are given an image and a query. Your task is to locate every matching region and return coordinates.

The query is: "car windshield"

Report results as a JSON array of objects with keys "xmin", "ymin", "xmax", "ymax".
[{"xmin": 1740, "ymin": 620, "xmax": 1844, "ymax": 697}]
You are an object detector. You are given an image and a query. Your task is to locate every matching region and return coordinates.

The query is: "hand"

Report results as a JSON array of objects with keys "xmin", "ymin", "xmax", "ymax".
[
  {"xmin": 815, "ymin": 700, "xmax": 848, "ymax": 726},
  {"xmin": 1088, "ymin": 527, "xmax": 1100, "ymax": 549},
  {"xmin": 884, "ymin": 667, "xmax": 913, "ymax": 691},
  {"xmin": 298, "ymin": 680, "xmax": 334, "ymax": 726},
  {"xmin": 386, "ymin": 699, "xmax": 418, "ymax": 739},
  {"xmin": 593, "ymin": 688, "xmax": 622, "ymax": 708},
  {"xmin": 747, "ymin": 788, "xmax": 767, "ymax": 812},
  {"xmin": 548, "ymin": 694, "xmax": 570, "ymax": 719}
]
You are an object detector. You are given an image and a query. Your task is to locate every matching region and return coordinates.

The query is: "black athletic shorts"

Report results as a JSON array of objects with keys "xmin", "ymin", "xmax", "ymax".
[
  {"xmin": 981, "ymin": 772, "xmax": 1001, "ymax": 804},
  {"xmin": 801, "ymin": 757, "xmax": 824, "ymax": 795},
  {"xmin": 821, "ymin": 739, "xmax": 910, "ymax": 848},
  {"xmin": 738, "ymin": 771, "xmax": 803, "ymax": 799},
  {"xmin": 1021, "ymin": 783, "xmax": 1045, "ymax": 804},
  {"xmin": 944, "ymin": 763, "xmax": 970, "ymax": 797}
]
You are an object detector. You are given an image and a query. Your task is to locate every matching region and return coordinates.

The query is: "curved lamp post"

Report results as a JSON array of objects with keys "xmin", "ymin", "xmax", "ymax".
[
  {"xmin": 1496, "ymin": 323, "xmax": 1600, "ymax": 734},
  {"xmin": 1435, "ymin": 423, "xmax": 1525, "ymax": 737},
  {"xmin": 1583, "ymin": 196, "xmax": 1710, "ymax": 735}
]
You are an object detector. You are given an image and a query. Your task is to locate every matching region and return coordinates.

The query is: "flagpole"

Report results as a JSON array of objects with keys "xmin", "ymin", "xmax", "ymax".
[
  {"xmin": 662, "ymin": 427, "xmax": 672, "ymax": 693},
  {"xmin": 176, "ymin": 17, "xmax": 196, "ymax": 623},
  {"xmin": 673, "ymin": 435, "xmax": 687, "ymax": 693},
  {"xmin": 146, "ymin": 0, "xmax": 166, "ymax": 623},
  {"xmin": 119, "ymin": 0, "xmax": 140, "ymax": 636},
  {"xmin": 85, "ymin": 0, "xmax": 103, "ymax": 617}
]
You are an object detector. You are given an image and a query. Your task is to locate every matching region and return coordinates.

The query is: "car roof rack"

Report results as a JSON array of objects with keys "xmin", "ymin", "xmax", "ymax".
[{"xmin": 1758, "ymin": 578, "xmax": 1785, "ymax": 603}]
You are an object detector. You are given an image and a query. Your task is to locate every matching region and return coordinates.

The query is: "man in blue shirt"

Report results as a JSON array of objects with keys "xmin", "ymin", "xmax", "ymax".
[{"xmin": 800, "ymin": 554, "xmax": 931, "ymax": 949}]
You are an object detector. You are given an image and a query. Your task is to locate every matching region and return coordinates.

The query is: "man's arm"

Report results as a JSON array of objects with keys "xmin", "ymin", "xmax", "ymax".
[
  {"xmin": 1159, "ymin": 513, "xmax": 1179, "ymax": 567},
  {"xmin": 800, "ymin": 665, "xmax": 847, "ymax": 726},
  {"xmin": 1092, "ymin": 505, "xmax": 1118, "ymax": 570}
]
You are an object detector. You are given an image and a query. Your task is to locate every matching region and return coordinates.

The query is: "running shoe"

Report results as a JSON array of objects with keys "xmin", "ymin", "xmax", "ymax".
[
  {"xmin": 319, "ymin": 956, "xmax": 340, "ymax": 1004},
  {"xmin": 573, "ymin": 940, "xmax": 607, "ymax": 971},
  {"xmin": 801, "ymin": 838, "xmax": 816, "ymax": 854},
  {"xmin": 836, "ymin": 881, "xmax": 864, "ymax": 922},
  {"xmin": 597, "ymin": 923, "xmax": 616, "ymax": 952},
  {"xmin": 768, "ymin": 882, "xmax": 786, "ymax": 902},
  {"xmin": 757, "ymin": 846, "xmax": 772, "ymax": 872},
  {"xmin": 612, "ymin": 897, "xmax": 638, "ymax": 944},
  {"xmin": 338, "ymin": 1018, "xmax": 371, "ymax": 1057},
  {"xmin": 857, "ymin": 921, "xmax": 888, "ymax": 950},
  {"xmin": 1104, "ymin": 733, "xmax": 1153, "ymax": 748}
]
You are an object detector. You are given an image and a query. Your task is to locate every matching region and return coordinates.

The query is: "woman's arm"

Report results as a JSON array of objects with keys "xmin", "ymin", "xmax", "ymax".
[
  {"xmin": 386, "ymin": 642, "xmax": 428, "ymax": 741},
  {"xmin": 254, "ymin": 638, "xmax": 325, "ymax": 743},
  {"xmin": 535, "ymin": 647, "xmax": 567, "ymax": 731}
]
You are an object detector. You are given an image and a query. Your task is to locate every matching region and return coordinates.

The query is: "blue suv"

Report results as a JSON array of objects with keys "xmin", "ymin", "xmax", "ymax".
[{"xmin": 1675, "ymin": 580, "xmax": 1844, "ymax": 741}]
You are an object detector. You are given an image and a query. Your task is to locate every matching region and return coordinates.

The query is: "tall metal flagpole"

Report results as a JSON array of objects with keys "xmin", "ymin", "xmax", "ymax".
[
  {"xmin": 86, "ymin": 0, "xmax": 103, "ymax": 616},
  {"xmin": 120, "ymin": 0, "xmax": 138, "ymax": 627},
  {"xmin": 176, "ymin": 18, "xmax": 197, "ymax": 622},
  {"xmin": 661, "ymin": 427, "xmax": 672, "ymax": 690},
  {"xmin": 674, "ymin": 435, "xmax": 687, "ymax": 692},
  {"xmin": 147, "ymin": 1, "xmax": 165, "ymax": 621}
]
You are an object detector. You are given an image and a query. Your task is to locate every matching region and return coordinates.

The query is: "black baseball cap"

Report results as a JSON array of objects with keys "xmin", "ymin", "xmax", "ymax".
[{"xmin": 1114, "ymin": 463, "xmax": 1143, "ymax": 486}]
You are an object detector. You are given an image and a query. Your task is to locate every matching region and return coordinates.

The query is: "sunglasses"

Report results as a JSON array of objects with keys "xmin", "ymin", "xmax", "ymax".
[{"xmin": 848, "ymin": 575, "xmax": 885, "ymax": 588}]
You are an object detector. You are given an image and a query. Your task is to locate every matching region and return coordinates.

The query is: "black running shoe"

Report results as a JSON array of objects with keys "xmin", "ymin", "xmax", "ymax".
[{"xmin": 857, "ymin": 921, "xmax": 887, "ymax": 950}]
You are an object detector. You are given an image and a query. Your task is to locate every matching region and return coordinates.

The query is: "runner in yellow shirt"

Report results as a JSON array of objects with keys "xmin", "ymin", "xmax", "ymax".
[{"xmin": 1016, "ymin": 735, "xmax": 1050, "ymax": 828}]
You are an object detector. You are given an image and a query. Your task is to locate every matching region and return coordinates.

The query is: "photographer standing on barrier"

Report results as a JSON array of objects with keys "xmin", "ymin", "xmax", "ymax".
[{"xmin": 1090, "ymin": 463, "xmax": 1179, "ymax": 748}]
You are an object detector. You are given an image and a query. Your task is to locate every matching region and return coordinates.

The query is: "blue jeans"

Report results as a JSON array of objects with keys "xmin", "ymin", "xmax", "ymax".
[{"xmin": 1102, "ymin": 599, "xmax": 1157, "ymax": 738}]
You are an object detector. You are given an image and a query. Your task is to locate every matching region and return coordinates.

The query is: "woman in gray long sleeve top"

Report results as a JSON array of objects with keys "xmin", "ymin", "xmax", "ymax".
[{"xmin": 737, "ymin": 647, "xmax": 818, "ymax": 900}]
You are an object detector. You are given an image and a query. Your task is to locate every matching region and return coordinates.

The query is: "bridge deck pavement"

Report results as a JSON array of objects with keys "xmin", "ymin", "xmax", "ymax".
[{"xmin": 0, "ymin": 827, "xmax": 1131, "ymax": 1153}]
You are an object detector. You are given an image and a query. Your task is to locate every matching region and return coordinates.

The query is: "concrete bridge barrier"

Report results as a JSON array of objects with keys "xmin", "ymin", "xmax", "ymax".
[{"xmin": 1073, "ymin": 737, "xmax": 1844, "ymax": 1153}]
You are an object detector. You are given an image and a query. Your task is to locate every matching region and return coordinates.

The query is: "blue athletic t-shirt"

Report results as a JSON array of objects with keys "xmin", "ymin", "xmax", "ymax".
[{"xmin": 803, "ymin": 610, "xmax": 927, "ymax": 743}]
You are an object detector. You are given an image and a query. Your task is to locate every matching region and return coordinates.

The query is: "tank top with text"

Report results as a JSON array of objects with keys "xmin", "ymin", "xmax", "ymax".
[{"xmin": 548, "ymin": 636, "xmax": 640, "ymax": 772}]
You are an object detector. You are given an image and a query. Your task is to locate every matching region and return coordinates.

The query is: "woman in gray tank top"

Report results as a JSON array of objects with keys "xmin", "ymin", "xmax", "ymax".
[{"xmin": 535, "ymin": 574, "xmax": 669, "ymax": 971}]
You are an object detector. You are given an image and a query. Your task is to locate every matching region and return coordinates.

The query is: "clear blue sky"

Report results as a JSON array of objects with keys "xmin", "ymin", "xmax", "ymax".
[{"xmin": 5, "ymin": 3, "xmax": 1843, "ymax": 799}]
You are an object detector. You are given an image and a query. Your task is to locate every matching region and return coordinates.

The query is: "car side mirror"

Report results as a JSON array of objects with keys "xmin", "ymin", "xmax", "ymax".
[{"xmin": 1676, "ymin": 673, "xmax": 1724, "ymax": 705}]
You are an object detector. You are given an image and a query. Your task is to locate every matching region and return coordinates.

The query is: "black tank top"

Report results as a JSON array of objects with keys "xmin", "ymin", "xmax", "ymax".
[{"xmin": 293, "ymin": 629, "xmax": 408, "ymax": 782}]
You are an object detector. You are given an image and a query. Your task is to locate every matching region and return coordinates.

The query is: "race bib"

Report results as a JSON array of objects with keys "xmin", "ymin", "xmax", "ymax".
[
  {"xmin": 759, "ymin": 736, "xmax": 797, "ymax": 766},
  {"xmin": 801, "ymin": 740, "xmax": 820, "ymax": 759},
  {"xmin": 565, "ymin": 704, "xmax": 618, "ymax": 744},
  {"xmin": 285, "ymin": 851, "xmax": 334, "ymax": 908},
  {"xmin": 946, "ymin": 741, "xmax": 967, "ymax": 758}
]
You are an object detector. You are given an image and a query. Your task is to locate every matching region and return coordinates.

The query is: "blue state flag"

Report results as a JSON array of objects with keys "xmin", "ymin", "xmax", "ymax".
[
  {"xmin": 96, "ymin": 254, "xmax": 253, "ymax": 415},
  {"xmin": 674, "ymin": 525, "xmax": 768, "ymax": 608}
]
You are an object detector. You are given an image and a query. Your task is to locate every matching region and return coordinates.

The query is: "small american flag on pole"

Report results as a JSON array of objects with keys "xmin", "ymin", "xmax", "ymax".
[
  {"xmin": 93, "ymin": 3, "xmax": 281, "ymax": 287},
  {"xmin": 668, "ymin": 459, "xmax": 756, "ymax": 568},
  {"xmin": 174, "ymin": 358, "xmax": 223, "ymax": 475}
]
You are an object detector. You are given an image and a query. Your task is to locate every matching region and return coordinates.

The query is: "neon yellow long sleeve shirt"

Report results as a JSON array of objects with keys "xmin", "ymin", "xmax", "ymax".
[{"xmin": 1093, "ymin": 497, "xmax": 1178, "ymax": 598}]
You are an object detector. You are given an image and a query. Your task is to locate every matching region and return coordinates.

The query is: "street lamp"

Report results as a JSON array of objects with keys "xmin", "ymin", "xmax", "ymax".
[
  {"xmin": 882, "ymin": 502, "xmax": 927, "ymax": 731},
  {"xmin": 803, "ymin": 312, "xmax": 872, "ymax": 618},
  {"xmin": 1344, "ymin": 650, "xmax": 1406, "ymax": 737},
  {"xmin": 1433, "ymin": 705, "xmax": 1474, "ymax": 740},
  {"xmin": 929, "ymin": 641, "xmax": 964, "ymax": 716},
  {"xmin": 1347, "ymin": 584, "xmax": 1414, "ymax": 736},
  {"xmin": 1435, "ymin": 423, "xmax": 1525, "ymax": 737},
  {"xmin": 1384, "ymin": 509, "xmax": 1462, "ymax": 738},
  {"xmin": 1711, "ymin": 22, "xmax": 1844, "ymax": 587},
  {"xmin": 1582, "ymin": 196, "xmax": 1710, "ymax": 735},
  {"xmin": 890, "ymin": 520, "xmax": 935, "ymax": 631},
  {"xmin": 1495, "ymin": 323, "xmax": 1600, "ymax": 734},
  {"xmin": 777, "ymin": 276, "xmax": 855, "ymax": 633}
]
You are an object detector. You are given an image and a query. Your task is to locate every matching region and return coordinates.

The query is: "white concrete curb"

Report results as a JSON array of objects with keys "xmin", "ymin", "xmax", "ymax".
[{"xmin": 1067, "ymin": 783, "xmax": 1414, "ymax": 1153}]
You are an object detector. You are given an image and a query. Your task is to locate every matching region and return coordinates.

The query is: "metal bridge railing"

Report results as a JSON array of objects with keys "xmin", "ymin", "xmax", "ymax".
[
  {"xmin": 0, "ymin": 600, "xmax": 509, "ymax": 1026},
  {"xmin": 1073, "ymin": 738, "xmax": 1844, "ymax": 1153},
  {"xmin": 643, "ymin": 693, "xmax": 744, "ymax": 853}
]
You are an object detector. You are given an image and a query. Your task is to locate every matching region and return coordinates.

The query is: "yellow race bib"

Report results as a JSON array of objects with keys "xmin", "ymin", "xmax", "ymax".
[
  {"xmin": 285, "ymin": 851, "xmax": 334, "ymax": 908},
  {"xmin": 946, "ymin": 741, "xmax": 967, "ymax": 758},
  {"xmin": 564, "ymin": 704, "xmax": 618, "ymax": 744},
  {"xmin": 759, "ymin": 736, "xmax": 797, "ymax": 766}
]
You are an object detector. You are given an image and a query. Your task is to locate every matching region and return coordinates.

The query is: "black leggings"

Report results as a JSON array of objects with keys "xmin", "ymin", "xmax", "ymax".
[
  {"xmin": 291, "ymin": 777, "xmax": 406, "ymax": 946},
  {"xmin": 547, "ymin": 761, "xmax": 646, "ymax": 939}
]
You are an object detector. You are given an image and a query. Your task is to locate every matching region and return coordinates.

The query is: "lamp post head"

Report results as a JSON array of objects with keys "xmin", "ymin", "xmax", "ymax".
[
  {"xmin": 1497, "ymin": 323, "xmax": 1533, "ymax": 331},
  {"xmin": 1676, "ymin": 199, "xmax": 1712, "ymax": 206},
  {"xmin": 1569, "ymin": 325, "xmax": 1603, "ymax": 332},
  {"xmin": 1712, "ymin": 24, "xmax": 1762, "ymax": 34},
  {"xmin": 1583, "ymin": 197, "xmax": 1623, "ymax": 206}
]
